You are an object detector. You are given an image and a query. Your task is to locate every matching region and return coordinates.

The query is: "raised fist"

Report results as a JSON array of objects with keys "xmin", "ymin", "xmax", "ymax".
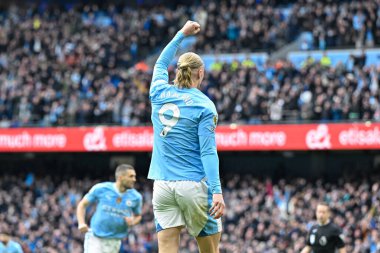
[{"xmin": 180, "ymin": 20, "xmax": 201, "ymax": 36}]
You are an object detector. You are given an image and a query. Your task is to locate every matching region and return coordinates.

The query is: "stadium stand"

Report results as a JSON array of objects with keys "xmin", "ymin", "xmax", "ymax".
[
  {"xmin": 1, "ymin": 56, "xmax": 378, "ymax": 127},
  {"xmin": 0, "ymin": 173, "xmax": 379, "ymax": 253},
  {"xmin": 291, "ymin": 0, "xmax": 380, "ymax": 50},
  {"xmin": 0, "ymin": 2, "xmax": 379, "ymax": 127}
]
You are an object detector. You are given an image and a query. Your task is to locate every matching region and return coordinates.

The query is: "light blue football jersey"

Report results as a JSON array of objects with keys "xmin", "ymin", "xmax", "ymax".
[
  {"xmin": 84, "ymin": 182, "xmax": 142, "ymax": 239},
  {"xmin": 148, "ymin": 31, "xmax": 222, "ymax": 194},
  {"xmin": 0, "ymin": 240, "xmax": 23, "ymax": 253}
]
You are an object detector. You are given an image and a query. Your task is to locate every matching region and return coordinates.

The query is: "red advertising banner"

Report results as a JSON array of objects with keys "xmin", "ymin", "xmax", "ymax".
[{"xmin": 0, "ymin": 123, "xmax": 379, "ymax": 152}]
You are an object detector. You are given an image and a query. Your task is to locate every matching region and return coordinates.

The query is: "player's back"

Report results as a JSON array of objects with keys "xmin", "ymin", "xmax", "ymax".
[{"xmin": 149, "ymin": 84, "xmax": 217, "ymax": 181}]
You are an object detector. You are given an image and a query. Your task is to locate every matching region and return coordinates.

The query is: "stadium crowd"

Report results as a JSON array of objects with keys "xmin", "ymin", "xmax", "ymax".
[
  {"xmin": 202, "ymin": 56, "xmax": 380, "ymax": 123},
  {"xmin": 292, "ymin": 0, "xmax": 380, "ymax": 49},
  {"xmin": 0, "ymin": 172, "xmax": 379, "ymax": 253},
  {"xmin": 191, "ymin": 0, "xmax": 292, "ymax": 53},
  {"xmin": 0, "ymin": 1, "xmax": 379, "ymax": 127},
  {"xmin": 2, "ymin": 52, "xmax": 379, "ymax": 127}
]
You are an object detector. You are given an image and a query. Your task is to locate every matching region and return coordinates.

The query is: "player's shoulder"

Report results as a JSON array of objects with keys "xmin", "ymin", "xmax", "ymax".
[
  {"xmin": 10, "ymin": 240, "xmax": 22, "ymax": 247},
  {"xmin": 192, "ymin": 88, "xmax": 213, "ymax": 103},
  {"xmin": 129, "ymin": 188, "xmax": 143, "ymax": 200},
  {"xmin": 150, "ymin": 81, "xmax": 171, "ymax": 100},
  {"xmin": 91, "ymin": 182, "xmax": 113, "ymax": 191},
  {"xmin": 190, "ymin": 90, "xmax": 216, "ymax": 113},
  {"xmin": 204, "ymin": 101, "xmax": 217, "ymax": 114},
  {"xmin": 200, "ymin": 101, "xmax": 217, "ymax": 119}
]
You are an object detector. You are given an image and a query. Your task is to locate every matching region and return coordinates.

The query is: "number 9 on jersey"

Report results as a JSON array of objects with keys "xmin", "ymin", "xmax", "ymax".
[{"xmin": 158, "ymin": 103, "xmax": 180, "ymax": 137}]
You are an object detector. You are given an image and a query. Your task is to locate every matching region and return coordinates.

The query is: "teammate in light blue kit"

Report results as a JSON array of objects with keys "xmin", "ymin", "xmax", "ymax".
[
  {"xmin": 148, "ymin": 21, "xmax": 225, "ymax": 253},
  {"xmin": 0, "ymin": 234, "xmax": 23, "ymax": 253},
  {"xmin": 76, "ymin": 164, "xmax": 142, "ymax": 253}
]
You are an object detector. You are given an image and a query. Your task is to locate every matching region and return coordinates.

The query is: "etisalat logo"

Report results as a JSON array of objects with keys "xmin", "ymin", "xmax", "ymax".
[
  {"xmin": 83, "ymin": 127, "xmax": 107, "ymax": 151},
  {"xmin": 305, "ymin": 124, "xmax": 332, "ymax": 150}
]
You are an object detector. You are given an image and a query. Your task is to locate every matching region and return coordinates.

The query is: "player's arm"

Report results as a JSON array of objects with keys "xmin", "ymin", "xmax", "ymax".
[
  {"xmin": 76, "ymin": 197, "xmax": 91, "ymax": 233},
  {"xmin": 199, "ymin": 134, "xmax": 221, "ymax": 195},
  {"xmin": 198, "ymin": 111, "xmax": 224, "ymax": 219},
  {"xmin": 338, "ymin": 247, "xmax": 346, "ymax": 253},
  {"xmin": 76, "ymin": 184, "xmax": 100, "ymax": 233},
  {"xmin": 124, "ymin": 195, "xmax": 143, "ymax": 227},
  {"xmin": 300, "ymin": 246, "xmax": 312, "ymax": 253},
  {"xmin": 124, "ymin": 215, "xmax": 142, "ymax": 227},
  {"xmin": 150, "ymin": 21, "xmax": 200, "ymax": 96},
  {"xmin": 15, "ymin": 242, "xmax": 24, "ymax": 253},
  {"xmin": 301, "ymin": 227, "xmax": 313, "ymax": 253},
  {"xmin": 335, "ymin": 227, "xmax": 346, "ymax": 253}
]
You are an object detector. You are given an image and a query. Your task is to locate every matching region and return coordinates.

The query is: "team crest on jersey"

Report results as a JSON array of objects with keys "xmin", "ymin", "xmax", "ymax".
[
  {"xmin": 213, "ymin": 115, "xmax": 218, "ymax": 126},
  {"xmin": 319, "ymin": 236, "xmax": 327, "ymax": 246},
  {"xmin": 209, "ymin": 115, "xmax": 218, "ymax": 132},
  {"xmin": 116, "ymin": 197, "xmax": 122, "ymax": 204},
  {"xmin": 126, "ymin": 200, "xmax": 132, "ymax": 207}
]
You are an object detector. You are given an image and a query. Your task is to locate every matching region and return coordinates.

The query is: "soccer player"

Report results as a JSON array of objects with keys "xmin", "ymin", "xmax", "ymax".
[
  {"xmin": 76, "ymin": 164, "xmax": 143, "ymax": 253},
  {"xmin": 301, "ymin": 202, "xmax": 346, "ymax": 253},
  {"xmin": 148, "ymin": 20, "xmax": 225, "ymax": 253},
  {"xmin": 0, "ymin": 234, "xmax": 23, "ymax": 253}
]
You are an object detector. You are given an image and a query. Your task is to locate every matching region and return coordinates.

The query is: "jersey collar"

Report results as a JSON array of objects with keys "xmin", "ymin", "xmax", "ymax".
[{"xmin": 113, "ymin": 183, "xmax": 130, "ymax": 195}]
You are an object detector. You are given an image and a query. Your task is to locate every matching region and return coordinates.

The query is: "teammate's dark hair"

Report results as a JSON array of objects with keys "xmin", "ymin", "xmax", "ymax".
[{"xmin": 115, "ymin": 164, "xmax": 135, "ymax": 179}]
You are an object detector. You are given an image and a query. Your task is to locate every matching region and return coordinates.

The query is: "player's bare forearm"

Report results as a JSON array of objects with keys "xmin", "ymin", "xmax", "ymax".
[
  {"xmin": 76, "ymin": 198, "xmax": 90, "ymax": 232},
  {"xmin": 338, "ymin": 247, "xmax": 346, "ymax": 253},
  {"xmin": 300, "ymin": 246, "xmax": 311, "ymax": 253},
  {"xmin": 124, "ymin": 215, "xmax": 142, "ymax": 226},
  {"xmin": 76, "ymin": 200, "xmax": 86, "ymax": 225},
  {"xmin": 133, "ymin": 215, "xmax": 142, "ymax": 225}
]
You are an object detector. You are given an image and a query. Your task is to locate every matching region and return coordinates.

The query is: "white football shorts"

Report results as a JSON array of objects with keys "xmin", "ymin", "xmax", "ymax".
[
  {"xmin": 152, "ymin": 178, "xmax": 222, "ymax": 237},
  {"xmin": 84, "ymin": 231, "xmax": 122, "ymax": 253}
]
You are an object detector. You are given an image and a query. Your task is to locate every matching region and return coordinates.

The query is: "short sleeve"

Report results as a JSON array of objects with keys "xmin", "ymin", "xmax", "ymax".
[
  {"xmin": 198, "ymin": 109, "xmax": 218, "ymax": 137},
  {"xmin": 84, "ymin": 184, "xmax": 102, "ymax": 203},
  {"xmin": 335, "ymin": 227, "xmax": 345, "ymax": 248},
  {"xmin": 132, "ymin": 194, "xmax": 143, "ymax": 215},
  {"xmin": 305, "ymin": 228, "xmax": 312, "ymax": 246},
  {"xmin": 15, "ymin": 243, "xmax": 23, "ymax": 253}
]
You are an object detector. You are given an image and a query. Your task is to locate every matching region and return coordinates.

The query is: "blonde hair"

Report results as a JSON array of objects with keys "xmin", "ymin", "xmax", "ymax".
[{"xmin": 174, "ymin": 52, "xmax": 204, "ymax": 88}]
